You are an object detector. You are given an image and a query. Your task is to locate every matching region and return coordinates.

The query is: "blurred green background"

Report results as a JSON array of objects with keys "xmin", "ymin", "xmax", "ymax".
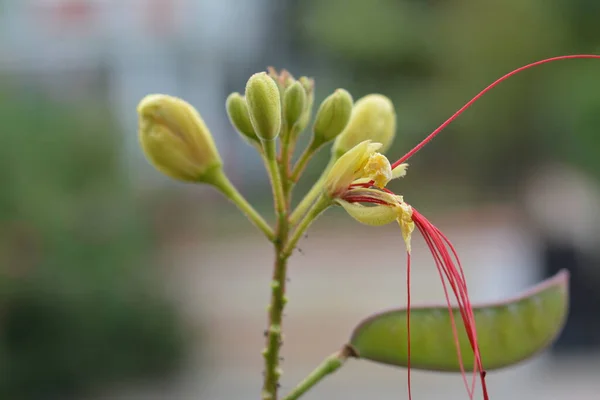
[
  {"xmin": 0, "ymin": 1, "xmax": 599, "ymax": 399},
  {"xmin": 0, "ymin": 81, "xmax": 189, "ymax": 399},
  {"xmin": 293, "ymin": 0, "xmax": 600, "ymax": 206}
]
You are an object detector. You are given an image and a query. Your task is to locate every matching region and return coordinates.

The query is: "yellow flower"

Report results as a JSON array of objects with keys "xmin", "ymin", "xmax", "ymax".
[{"xmin": 323, "ymin": 140, "xmax": 413, "ymax": 250}]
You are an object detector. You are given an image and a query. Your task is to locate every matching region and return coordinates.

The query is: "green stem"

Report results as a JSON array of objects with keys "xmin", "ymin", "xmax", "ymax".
[
  {"xmin": 262, "ymin": 135, "xmax": 291, "ymax": 400},
  {"xmin": 263, "ymin": 195, "xmax": 330, "ymax": 399},
  {"xmin": 283, "ymin": 195, "xmax": 331, "ymax": 258},
  {"xmin": 210, "ymin": 170, "xmax": 275, "ymax": 241},
  {"xmin": 290, "ymin": 140, "xmax": 320, "ymax": 183},
  {"xmin": 263, "ymin": 139, "xmax": 287, "ymax": 221},
  {"xmin": 282, "ymin": 346, "xmax": 353, "ymax": 400},
  {"xmin": 279, "ymin": 125, "xmax": 293, "ymax": 200},
  {"xmin": 289, "ymin": 157, "xmax": 336, "ymax": 225},
  {"xmin": 262, "ymin": 244, "xmax": 288, "ymax": 400},
  {"xmin": 261, "ymin": 135, "xmax": 332, "ymax": 399}
]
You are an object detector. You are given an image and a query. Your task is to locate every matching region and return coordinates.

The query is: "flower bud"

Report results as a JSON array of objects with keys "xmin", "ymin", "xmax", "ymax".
[
  {"xmin": 293, "ymin": 76, "xmax": 315, "ymax": 135},
  {"xmin": 226, "ymin": 92, "xmax": 259, "ymax": 145},
  {"xmin": 137, "ymin": 94, "xmax": 222, "ymax": 183},
  {"xmin": 332, "ymin": 94, "xmax": 396, "ymax": 158},
  {"xmin": 312, "ymin": 89, "xmax": 353, "ymax": 146},
  {"xmin": 267, "ymin": 67, "xmax": 296, "ymax": 90},
  {"xmin": 245, "ymin": 72, "xmax": 282, "ymax": 141},
  {"xmin": 283, "ymin": 81, "xmax": 307, "ymax": 129}
]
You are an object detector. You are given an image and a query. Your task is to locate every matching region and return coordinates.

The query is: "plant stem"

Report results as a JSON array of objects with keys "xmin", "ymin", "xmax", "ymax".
[
  {"xmin": 210, "ymin": 170, "xmax": 275, "ymax": 241},
  {"xmin": 263, "ymin": 139, "xmax": 287, "ymax": 221},
  {"xmin": 262, "ymin": 135, "xmax": 290, "ymax": 400},
  {"xmin": 262, "ymin": 137, "xmax": 331, "ymax": 399},
  {"xmin": 289, "ymin": 157, "xmax": 336, "ymax": 225},
  {"xmin": 282, "ymin": 346, "xmax": 354, "ymax": 400},
  {"xmin": 279, "ymin": 125, "xmax": 292, "ymax": 199},
  {"xmin": 290, "ymin": 140, "xmax": 319, "ymax": 183},
  {"xmin": 283, "ymin": 195, "xmax": 331, "ymax": 258},
  {"xmin": 262, "ymin": 244, "xmax": 289, "ymax": 400}
]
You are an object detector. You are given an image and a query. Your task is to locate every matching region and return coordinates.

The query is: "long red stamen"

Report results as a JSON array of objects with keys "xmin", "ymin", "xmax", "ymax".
[
  {"xmin": 348, "ymin": 182, "xmax": 395, "ymax": 195},
  {"xmin": 411, "ymin": 209, "xmax": 489, "ymax": 400},
  {"xmin": 342, "ymin": 195, "xmax": 390, "ymax": 205},
  {"xmin": 392, "ymin": 54, "xmax": 600, "ymax": 168},
  {"xmin": 406, "ymin": 251, "xmax": 412, "ymax": 400},
  {"xmin": 415, "ymin": 219, "xmax": 474, "ymax": 397},
  {"xmin": 349, "ymin": 182, "xmax": 372, "ymax": 189}
]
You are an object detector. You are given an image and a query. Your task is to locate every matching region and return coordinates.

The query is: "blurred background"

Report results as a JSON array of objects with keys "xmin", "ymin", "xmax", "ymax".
[{"xmin": 1, "ymin": 0, "xmax": 600, "ymax": 399}]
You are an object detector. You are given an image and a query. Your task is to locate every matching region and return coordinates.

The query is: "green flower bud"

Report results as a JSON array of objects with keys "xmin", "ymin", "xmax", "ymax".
[
  {"xmin": 268, "ymin": 66, "xmax": 296, "ymax": 90},
  {"xmin": 293, "ymin": 76, "xmax": 315, "ymax": 135},
  {"xmin": 245, "ymin": 72, "xmax": 282, "ymax": 141},
  {"xmin": 284, "ymin": 81, "xmax": 307, "ymax": 129},
  {"xmin": 332, "ymin": 94, "xmax": 397, "ymax": 158},
  {"xmin": 137, "ymin": 94, "xmax": 223, "ymax": 183},
  {"xmin": 226, "ymin": 92, "xmax": 259, "ymax": 145},
  {"xmin": 312, "ymin": 89, "xmax": 353, "ymax": 146},
  {"xmin": 299, "ymin": 76, "xmax": 315, "ymax": 97}
]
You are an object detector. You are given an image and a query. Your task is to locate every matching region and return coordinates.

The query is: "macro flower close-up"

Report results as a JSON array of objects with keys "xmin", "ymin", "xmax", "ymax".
[{"xmin": 5, "ymin": 3, "xmax": 600, "ymax": 400}]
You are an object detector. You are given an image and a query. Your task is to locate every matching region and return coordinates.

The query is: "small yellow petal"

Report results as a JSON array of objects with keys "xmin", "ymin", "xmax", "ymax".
[
  {"xmin": 391, "ymin": 163, "xmax": 409, "ymax": 180},
  {"xmin": 396, "ymin": 203, "xmax": 415, "ymax": 253},
  {"xmin": 363, "ymin": 153, "xmax": 392, "ymax": 188},
  {"xmin": 324, "ymin": 140, "xmax": 382, "ymax": 197},
  {"xmin": 337, "ymin": 200, "xmax": 398, "ymax": 226}
]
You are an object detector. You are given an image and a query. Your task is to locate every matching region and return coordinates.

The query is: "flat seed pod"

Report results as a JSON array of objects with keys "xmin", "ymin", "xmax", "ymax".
[{"xmin": 348, "ymin": 269, "xmax": 569, "ymax": 371}]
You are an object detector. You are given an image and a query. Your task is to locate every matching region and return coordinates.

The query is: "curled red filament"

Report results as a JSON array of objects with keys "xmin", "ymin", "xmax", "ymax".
[{"xmin": 392, "ymin": 54, "xmax": 600, "ymax": 168}]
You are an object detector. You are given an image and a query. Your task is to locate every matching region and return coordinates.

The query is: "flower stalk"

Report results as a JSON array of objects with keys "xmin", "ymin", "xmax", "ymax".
[
  {"xmin": 289, "ymin": 157, "xmax": 336, "ymax": 225},
  {"xmin": 281, "ymin": 345, "xmax": 355, "ymax": 400},
  {"xmin": 208, "ymin": 170, "xmax": 275, "ymax": 241}
]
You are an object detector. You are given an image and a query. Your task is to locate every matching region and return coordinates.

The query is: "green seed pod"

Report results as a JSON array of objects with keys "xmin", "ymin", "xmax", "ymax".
[
  {"xmin": 349, "ymin": 270, "xmax": 569, "ymax": 371},
  {"xmin": 245, "ymin": 72, "xmax": 282, "ymax": 141}
]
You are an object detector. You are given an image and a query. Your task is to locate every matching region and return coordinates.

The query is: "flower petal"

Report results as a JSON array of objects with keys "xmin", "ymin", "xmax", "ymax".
[
  {"xmin": 392, "ymin": 163, "xmax": 409, "ymax": 180},
  {"xmin": 337, "ymin": 200, "xmax": 398, "ymax": 226},
  {"xmin": 325, "ymin": 140, "xmax": 382, "ymax": 197},
  {"xmin": 344, "ymin": 187, "xmax": 402, "ymax": 204},
  {"xmin": 397, "ymin": 203, "xmax": 415, "ymax": 252},
  {"xmin": 364, "ymin": 153, "xmax": 392, "ymax": 188}
]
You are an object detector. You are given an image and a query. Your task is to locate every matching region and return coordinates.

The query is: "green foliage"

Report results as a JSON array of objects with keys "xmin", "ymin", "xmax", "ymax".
[{"xmin": 0, "ymin": 83, "xmax": 188, "ymax": 399}]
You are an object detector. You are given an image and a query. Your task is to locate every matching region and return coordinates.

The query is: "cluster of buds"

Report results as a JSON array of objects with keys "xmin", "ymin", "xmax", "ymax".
[{"xmin": 137, "ymin": 67, "xmax": 397, "ymax": 190}]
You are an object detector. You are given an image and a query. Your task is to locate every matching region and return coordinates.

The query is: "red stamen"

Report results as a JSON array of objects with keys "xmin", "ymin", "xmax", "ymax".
[
  {"xmin": 406, "ymin": 251, "xmax": 412, "ymax": 400},
  {"xmin": 349, "ymin": 182, "xmax": 372, "ymax": 189},
  {"xmin": 411, "ymin": 208, "xmax": 489, "ymax": 400},
  {"xmin": 392, "ymin": 54, "xmax": 600, "ymax": 168},
  {"xmin": 415, "ymin": 219, "xmax": 473, "ymax": 397},
  {"xmin": 347, "ymin": 183, "xmax": 395, "ymax": 195},
  {"xmin": 342, "ymin": 195, "xmax": 391, "ymax": 205}
]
